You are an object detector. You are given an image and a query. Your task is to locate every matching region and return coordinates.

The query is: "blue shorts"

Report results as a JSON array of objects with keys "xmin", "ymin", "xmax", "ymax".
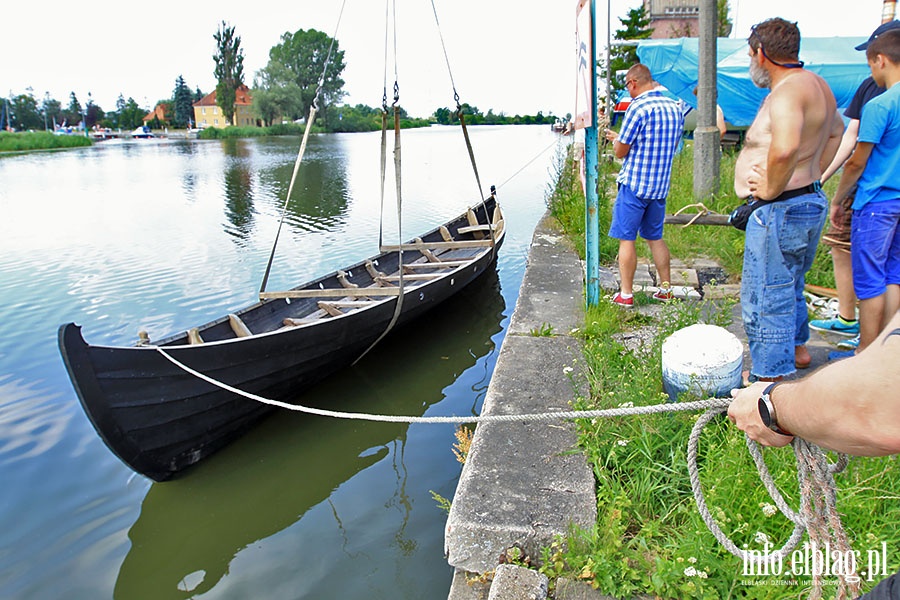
[
  {"xmin": 851, "ymin": 199, "xmax": 900, "ymax": 300},
  {"xmin": 608, "ymin": 184, "xmax": 666, "ymax": 241}
]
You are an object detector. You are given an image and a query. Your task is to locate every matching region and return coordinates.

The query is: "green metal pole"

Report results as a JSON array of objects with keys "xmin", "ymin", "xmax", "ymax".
[{"xmin": 585, "ymin": 0, "xmax": 600, "ymax": 307}]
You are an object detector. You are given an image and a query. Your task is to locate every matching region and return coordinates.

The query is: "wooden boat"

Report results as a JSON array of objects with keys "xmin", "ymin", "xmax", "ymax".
[{"xmin": 58, "ymin": 195, "xmax": 504, "ymax": 482}]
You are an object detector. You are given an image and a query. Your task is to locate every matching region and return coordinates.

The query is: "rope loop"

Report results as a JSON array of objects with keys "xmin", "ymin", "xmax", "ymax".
[{"xmin": 688, "ymin": 406, "xmax": 806, "ymax": 568}]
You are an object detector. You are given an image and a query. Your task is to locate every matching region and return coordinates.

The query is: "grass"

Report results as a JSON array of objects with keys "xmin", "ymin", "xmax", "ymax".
[
  {"xmin": 537, "ymin": 144, "xmax": 900, "ymax": 597},
  {"xmin": 0, "ymin": 131, "xmax": 92, "ymax": 152}
]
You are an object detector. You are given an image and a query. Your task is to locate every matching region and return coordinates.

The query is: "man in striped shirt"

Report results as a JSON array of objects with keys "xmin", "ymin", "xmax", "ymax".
[{"xmin": 605, "ymin": 63, "xmax": 685, "ymax": 307}]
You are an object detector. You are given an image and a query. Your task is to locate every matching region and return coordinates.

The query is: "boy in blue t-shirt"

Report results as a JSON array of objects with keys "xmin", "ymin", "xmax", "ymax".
[{"xmin": 831, "ymin": 28, "xmax": 900, "ymax": 353}]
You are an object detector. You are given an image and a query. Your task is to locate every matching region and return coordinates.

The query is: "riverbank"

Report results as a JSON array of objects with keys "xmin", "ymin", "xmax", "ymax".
[
  {"xmin": 443, "ymin": 206, "xmax": 854, "ymax": 598},
  {"xmin": 0, "ymin": 131, "xmax": 92, "ymax": 152}
]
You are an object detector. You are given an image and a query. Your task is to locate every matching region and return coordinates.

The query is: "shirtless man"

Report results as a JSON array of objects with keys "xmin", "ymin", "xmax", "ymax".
[{"xmin": 733, "ymin": 18, "xmax": 844, "ymax": 382}]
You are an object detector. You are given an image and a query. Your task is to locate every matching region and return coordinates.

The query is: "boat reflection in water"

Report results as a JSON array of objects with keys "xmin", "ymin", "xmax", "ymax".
[{"xmin": 113, "ymin": 270, "xmax": 505, "ymax": 598}]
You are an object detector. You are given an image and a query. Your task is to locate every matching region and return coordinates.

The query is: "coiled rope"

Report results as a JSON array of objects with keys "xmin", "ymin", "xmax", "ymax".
[{"xmin": 154, "ymin": 344, "xmax": 857, "ymax": 596}]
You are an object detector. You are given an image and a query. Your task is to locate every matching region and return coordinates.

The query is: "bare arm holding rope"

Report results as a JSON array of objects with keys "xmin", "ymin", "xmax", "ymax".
[{"xmin": 728, "ymin": 310, "xmax": 900, "ymax": 456}]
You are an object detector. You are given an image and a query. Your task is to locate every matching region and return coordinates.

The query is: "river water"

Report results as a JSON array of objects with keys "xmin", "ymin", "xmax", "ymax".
[{"xmin": 0, "ymin": 125, "xmax": 566, "ymax": 599}]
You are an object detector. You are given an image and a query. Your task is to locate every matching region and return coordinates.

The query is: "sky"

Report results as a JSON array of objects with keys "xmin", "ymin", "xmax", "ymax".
[{"xmin": 1, "ymin": 0, "xmax": 888, "ymax": 120}]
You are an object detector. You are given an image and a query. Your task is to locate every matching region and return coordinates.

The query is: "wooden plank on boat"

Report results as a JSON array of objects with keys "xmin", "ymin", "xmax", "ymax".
[
  {"xmin": 187, "ymin": 327, "xmax": 203, "ymax": 345},
  {"xmin": 403, "ymin": 259, "xmax": 470, "ymax": 270},
  {"xmin": 261, "ymin": 287, "xmax": 403, "ymax": 299},
  {"xmin": 377, "ymin": 273, "xmax": 444, "ymax": 282},
  {"xmin": 380, "ymin": 240, "xmax": 493, "ymax": 252},
  {"xmin": 457, "ymin": 224, "xmax": 499, "ymax": 235},
  {"xmin": 317, "ymin": 302, "xmax": 345, "ymax": 317},
  {"xmin": 337, "ymin": 270, "xmax": 358, "ymax": 288},
  {"xmin": 365, "ymin": 260, "xmax": 386, "ymax": 279},
  {"xmin": 413, "ymin": 237, "xmax": 441, "ymax": 262},
  {"xmin": 440, "ymin": 226, "xmax": 453, "ymax": 242},
  {"xmin": 325, "ymin": 300, "xmax": 382, "ymax": 308},
  {"xmin": 228, "ymin": 313, "xmax": 252, "ymax": 337},
  {"xmin": 281, "ymin": 316, "xmax": 323, "ymax": 327},
  {"xmin": 466, "ymin": 208, "xmax": 484, "ymax": 239}
]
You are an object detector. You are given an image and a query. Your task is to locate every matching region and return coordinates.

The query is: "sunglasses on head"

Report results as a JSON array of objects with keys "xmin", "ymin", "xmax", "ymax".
[{"xmin": 749, "ymin": 26, "xmax": 805, "ymax": 69}]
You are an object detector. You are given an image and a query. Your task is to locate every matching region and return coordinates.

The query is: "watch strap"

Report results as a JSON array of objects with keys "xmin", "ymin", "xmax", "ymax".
[{"xmin": 759, "ymin": 382, "xmax": 792, "ymax": 436}]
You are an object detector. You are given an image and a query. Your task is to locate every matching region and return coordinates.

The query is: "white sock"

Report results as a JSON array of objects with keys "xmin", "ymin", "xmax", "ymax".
[{"xmin": 618, "ymin": 292, "xmax": 633, "ymax": 299}]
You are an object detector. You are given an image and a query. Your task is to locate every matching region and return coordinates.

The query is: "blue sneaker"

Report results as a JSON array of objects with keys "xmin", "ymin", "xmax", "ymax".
[
  {"xmin": 809, "ymin": 316, "xmax": 859, "ymax": 336},
  {"xmin": 836, "ymin": 335, "xmax": 860, "ymax": 350},
  {"xmin": 828, "ymin": 349, "xmax": 855, "ymax": 361}
]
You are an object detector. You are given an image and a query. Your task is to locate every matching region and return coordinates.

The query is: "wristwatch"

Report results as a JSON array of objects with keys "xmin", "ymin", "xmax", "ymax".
[{"xmin": 758, "ymin": 382, "xmax": 792, "ymax": 436}]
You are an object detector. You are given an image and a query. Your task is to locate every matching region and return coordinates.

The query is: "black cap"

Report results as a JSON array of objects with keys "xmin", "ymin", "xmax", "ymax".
[{"xmin": 856, "ymin": 20, "xmax": 900, "ymax": 51}]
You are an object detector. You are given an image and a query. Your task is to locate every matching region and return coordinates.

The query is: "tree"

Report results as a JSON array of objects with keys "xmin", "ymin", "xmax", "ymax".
[
  {"xmin": 434, "ymin": 107, "xmax": 453, "ymax": 125},
  {"xmin": 265, "ymin": 28, "xmax": 346, "ymax": 121},
  {"xmin": 10, "ymin": 90, "xmax": 42, "ymax": 131},
  {"xmin": 603, "ymin": 5, "xmax": 654, "ymax": 97},
  {"xmin": 213, "ymin": 21, "xmax": 245, "ymax": 125},
  {"xmin": 173, "ymin": 75, "xmax": 194, "ymax": 128},
  {"xmin": 84, "ymin": 94, "xmax": 103, "ymax": 129},
  {"xmin": 717, "ymin": 0, "xmax": 733, "ymax": 37},
  {"xmin": 252, "ymin": 60, "xmax": 304, "ymax": 125},
  {"xmin": 42, "ymin": 94, "xmax": 62, "ymax": 130},
  {"xmin": 63, "ymin": 92, "xmax": 83, "ymax": 127},
  {"xmin": 118, "ymin": 97, "xmax": 144, "ymax": 130}
]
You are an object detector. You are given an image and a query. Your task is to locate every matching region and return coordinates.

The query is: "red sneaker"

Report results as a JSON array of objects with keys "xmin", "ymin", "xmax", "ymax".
[
  {"xmin": 611, "ymin": 292, "xmax": 634, "ymax": 308},
  {"xmin": 652, "ymin": 287, "xmax": 673, "ymax": 302}
]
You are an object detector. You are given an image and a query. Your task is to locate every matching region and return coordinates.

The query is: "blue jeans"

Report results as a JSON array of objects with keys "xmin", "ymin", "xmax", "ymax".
[{"xmin": 741, "ymin": 192, "xmax": 827, "ymax": 378}]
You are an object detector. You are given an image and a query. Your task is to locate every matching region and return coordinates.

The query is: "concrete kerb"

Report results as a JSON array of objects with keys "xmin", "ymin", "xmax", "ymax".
[{"xmin": 445, "ymin": 212, "xmax": 597, "ymax": 598}]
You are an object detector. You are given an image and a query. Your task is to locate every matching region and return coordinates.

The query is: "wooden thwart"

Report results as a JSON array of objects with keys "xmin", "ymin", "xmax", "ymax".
[
  {"xmin": 377, "ymin": 273, "xmax": 443, "ymax": 282},
  {"xmin": 261, "ymin": 287, "xmax": 403, "ymax": 299},
  {"xmin": 318, "ymin": 302, "xmax": 344, "ymax": 317},
  {"xmin": 414, "ymin": 237, "xmax": 441, "ymax": 262},
  {"xmin": 403, "ymin": 259, "xmax": 469, "ymax": 270},
  {"xmin": 457, "ymin": 223, "xmax": 499, "ymax": 235},
  {"xmin": 380, "ymin": 239, "xmax": 493, "ymax": 252},
  {"xmin": 323, "ymin": 300, "xmax": 380, "ymax": 308}
]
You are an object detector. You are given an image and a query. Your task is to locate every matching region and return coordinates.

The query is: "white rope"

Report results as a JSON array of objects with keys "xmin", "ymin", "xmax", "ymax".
[
  {"xmin": 153, "ymin": 345, "xmax": 726, "ymax": 423},
  {"xmin": 153, "ymin": 345, "xmax": 857, "ymax": 595}
]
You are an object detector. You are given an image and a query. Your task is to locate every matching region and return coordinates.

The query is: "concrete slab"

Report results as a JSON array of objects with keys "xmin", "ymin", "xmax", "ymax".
[
  {"xmin": 508, "ymin": 219, "xmax": 584, "ymax": 337},
  {"xmin": 445, "ymin": 212, "xmax": 597, "ymax": 578},
  {"xmin": 488, "ymin": 564, "xmax": 548, "ymax": 600},
  {"xmin": 554, "ymin": 578, "xmax": 617, "ymax": 600},
  {"xmin": 448, "ymin": 569, "xmax": 491, "ymax": 600},
  {"xmin": 444, "ymin": 335, "xmax": 596, "ymax": 573}
]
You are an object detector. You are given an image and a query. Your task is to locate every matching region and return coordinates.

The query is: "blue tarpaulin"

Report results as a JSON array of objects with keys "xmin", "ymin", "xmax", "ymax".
[{"xmin": 636, "ymin": 37, "xmax": 871, "ymax": 126}]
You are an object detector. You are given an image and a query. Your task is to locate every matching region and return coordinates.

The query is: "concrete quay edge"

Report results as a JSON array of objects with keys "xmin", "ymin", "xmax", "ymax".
[{"xmin": 445, "ymin": 211, "xmax": 598, "ymax": 598}]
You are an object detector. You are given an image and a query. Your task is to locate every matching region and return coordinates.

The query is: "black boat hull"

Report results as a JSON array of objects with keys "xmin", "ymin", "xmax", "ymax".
[{"xmin": 59, "ymin": 199, "xmax": 503, "ymax": 481}]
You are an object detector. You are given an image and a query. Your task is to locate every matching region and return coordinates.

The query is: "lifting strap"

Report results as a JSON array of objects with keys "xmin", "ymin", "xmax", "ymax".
[
  {"xmin": 259, "ymin": 0, "xmax": 348, "ymax": 298},
  {"xmin": 353, "ymin": 0, "xmax": 406, "ymax": 365},
  {"xmin": 429, "ymin": 0, "xmax": 497, "ymax": 260}
]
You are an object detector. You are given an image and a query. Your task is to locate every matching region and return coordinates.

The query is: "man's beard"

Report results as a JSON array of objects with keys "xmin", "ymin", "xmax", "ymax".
[{"xmin": 749, "ymin": 60, "xmax": 771, "ymax": 88}]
